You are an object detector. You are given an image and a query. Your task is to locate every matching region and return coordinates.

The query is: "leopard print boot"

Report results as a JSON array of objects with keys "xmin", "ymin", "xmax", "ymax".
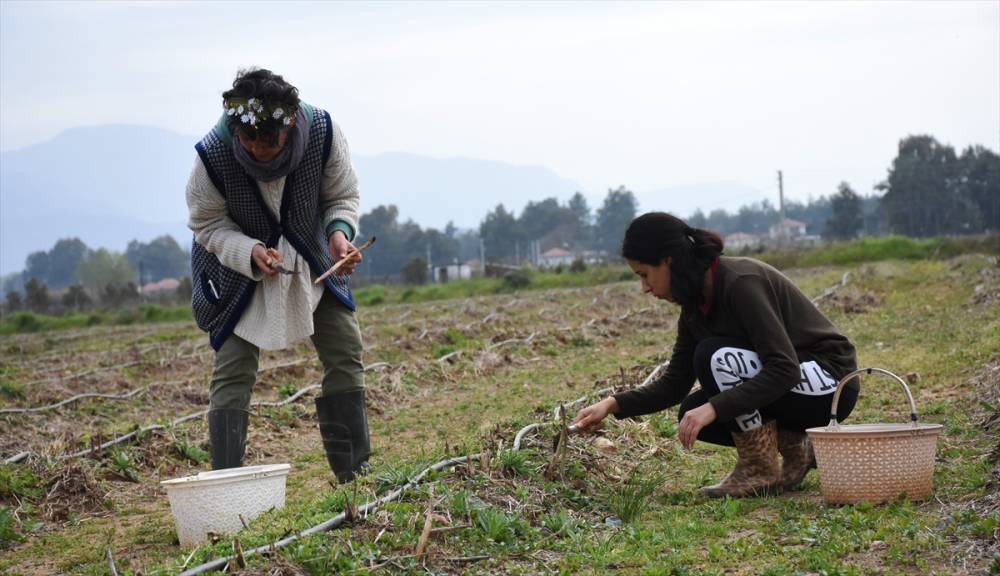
[
  {"xmin": 700, "ymin": 420, "xmax": 781, "ymax": 498},
  {"xmin": 778, "ymin": 428, "xmax": 816, "ymax": 491}
]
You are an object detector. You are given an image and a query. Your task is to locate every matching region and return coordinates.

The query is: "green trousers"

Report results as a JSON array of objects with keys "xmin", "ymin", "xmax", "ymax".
[{"xmin": 209, "ymin": 290, "xmax": 365, "ymax": 411}]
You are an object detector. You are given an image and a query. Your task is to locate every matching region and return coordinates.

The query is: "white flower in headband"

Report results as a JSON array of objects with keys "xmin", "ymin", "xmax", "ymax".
[{"xmin": 223, "ymin": 97, "xmax": 296, "ymax": 127}]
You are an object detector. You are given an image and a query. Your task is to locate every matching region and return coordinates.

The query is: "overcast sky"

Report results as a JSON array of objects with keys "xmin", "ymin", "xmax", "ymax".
[{"xmin": 2, "ymin": 0, "xmax": 998, "ymax": 210}]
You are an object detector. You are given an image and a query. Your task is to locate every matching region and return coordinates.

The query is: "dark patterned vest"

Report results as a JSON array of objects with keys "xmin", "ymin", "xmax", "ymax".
[{"xmin": 190, "ymin": 104, "xmax": 355, "ymax": 351}]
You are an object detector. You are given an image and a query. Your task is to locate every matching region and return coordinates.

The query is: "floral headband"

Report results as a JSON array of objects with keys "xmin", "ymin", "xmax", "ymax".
[{"xmin": 223, "ymin": 97, "xmax": 296, "ymax": 127}]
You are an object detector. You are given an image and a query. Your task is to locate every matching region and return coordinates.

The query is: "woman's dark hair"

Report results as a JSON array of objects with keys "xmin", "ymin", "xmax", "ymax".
[
  {"xmin": 621, "ymin": 212, "xmax": 724, "ymax": 309},
  {"xmin": 222, "ymin": 68, "xmax": 300, "ymax": 147}
]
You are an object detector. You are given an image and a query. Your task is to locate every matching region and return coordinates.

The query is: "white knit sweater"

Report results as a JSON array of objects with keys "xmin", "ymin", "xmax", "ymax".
[{"xmin": 185, "ymin": 120, "xmax": 360, "ymax": 350}]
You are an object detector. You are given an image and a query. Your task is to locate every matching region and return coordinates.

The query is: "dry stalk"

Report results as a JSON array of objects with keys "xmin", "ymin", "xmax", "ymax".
[
  {"xmin": 444, "ymin": 555, "xmax": 491, "ymax": 564},
  {"xmin": 314, "ymin": 237, "xmax": 376, "ymax": 283},
  {"xmin": 437, "ymin": 349, "xmax": 463, "ymax": 363},
  {"xmin": 429, "ymin": 523, "xmax": 471, "ymax": 536},
  {"xmin": 812, "ymin": 271, "xmax": 851, "ymax": 304},
  {"xmin": 414, "ymin": 487, "xmax": 438, "ymax": 558},
  {"xmin": 232, "ymin": 538, "xmax": 247, "ymax": 570},
  {"xmin": 106, "ymin": 548, "xmax": 119, "ymax": 576},
  {"xmin": 545, "ymin": 404, "xmax": 570, "ymax": 480},
  {"xmin": 181, "ymin": 548, "xmax": 199, "ymax": 571},
  {"xmin": 486, "ymin": 332, "xmax": 536, "ymax": 351}
]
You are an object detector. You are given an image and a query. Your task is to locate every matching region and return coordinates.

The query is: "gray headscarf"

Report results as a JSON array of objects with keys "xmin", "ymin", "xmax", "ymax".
[{"xmin": 232, "ymin": 108, "xmax": 310, "ymax": 182}]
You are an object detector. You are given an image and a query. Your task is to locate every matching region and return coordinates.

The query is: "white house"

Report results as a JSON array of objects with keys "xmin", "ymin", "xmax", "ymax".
[
  {"xmin": 769, "ymin": 218, "xmax": 808, "ymax": 239},
  {"xmin": 538, "ymin": 247, "xmax": 574, "ymax": 268},
  {"xmin": 142, "ymin": 278, "xmax": 181, "ymax": 294},
  {"xmin": 724, "ymin": 232, "xmax": 761, "ymax": 250},
  {"xmin": 432, "ymin": 262, "xmax": 474, "ymax": 283}
]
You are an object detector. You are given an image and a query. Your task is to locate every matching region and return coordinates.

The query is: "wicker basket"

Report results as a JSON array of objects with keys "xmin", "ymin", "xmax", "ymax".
[
  {"xmin": 806, "ymin": 368, "xmax": 942, "ymax": 505},
  {"xmin": 161, "ymin": 463, "xmax": 291, "ymax": 547}
]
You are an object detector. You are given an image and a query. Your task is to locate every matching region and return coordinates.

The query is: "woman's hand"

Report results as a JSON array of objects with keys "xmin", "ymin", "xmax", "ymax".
[
  {"xmin": 573, "ymin": 397, "xmax": 619, "ymax": 433},
  {"xmin": 677, "ymin": 402, "xmax": 716, "ymax": 450},
  {"xmin": 328, "ymin": 231, "xmax": 362, "ymax": 275},
  {"xmin": 251, "ymin": 244, "xmax": 278, "ymax": 277}
]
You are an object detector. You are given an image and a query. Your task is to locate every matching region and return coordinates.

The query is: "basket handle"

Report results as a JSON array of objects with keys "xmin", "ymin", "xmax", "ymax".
[{"xmin": 826, "ymin": 367, "xmax": 919, "ymax": 430}]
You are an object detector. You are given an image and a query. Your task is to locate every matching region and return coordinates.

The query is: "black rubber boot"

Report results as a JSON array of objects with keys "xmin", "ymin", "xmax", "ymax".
[
  {"xmin": 315, "ymin": 390, "xmax": 371, "ymax": 484},
  {"xmin": 208, "ymin": 409, "xmax": 249, "ymax": 470}
]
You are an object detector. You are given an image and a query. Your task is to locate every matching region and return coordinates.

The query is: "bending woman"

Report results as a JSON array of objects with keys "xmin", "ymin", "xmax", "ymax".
[{"xmin": 574, "ymin": 212, "xmax": 859, "ymax": 497}]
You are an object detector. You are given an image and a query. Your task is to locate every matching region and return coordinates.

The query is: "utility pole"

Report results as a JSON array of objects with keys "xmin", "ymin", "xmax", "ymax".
[
  {"xmin": 138, "ymin": 259, "xmax": 145, "ymax": 300},
  {"xmin": 777, "ymin": 170, "xmax": 785, "ymax": 222},
  {"xmin": 479, "ymin": 238, "xmax": 486, "ymax": 276},
  {"xmin": 426, "ymin": 244, "xmax": 433, "ymax": 284}
]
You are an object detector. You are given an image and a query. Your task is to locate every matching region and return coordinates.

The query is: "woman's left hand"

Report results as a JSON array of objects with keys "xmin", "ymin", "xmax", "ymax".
[
  {"xmin": 328, "ymin": 231, "xmax": 362, "ymax": 275},
  {"xmin": 678, "ymin": 402, "xmax": 716, "ymax": 450}
]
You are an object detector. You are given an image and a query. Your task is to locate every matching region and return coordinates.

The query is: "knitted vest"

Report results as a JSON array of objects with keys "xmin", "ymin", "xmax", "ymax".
[{"xmin": 190, "ymin": 105, "xmax": 355, "ymax": 351}]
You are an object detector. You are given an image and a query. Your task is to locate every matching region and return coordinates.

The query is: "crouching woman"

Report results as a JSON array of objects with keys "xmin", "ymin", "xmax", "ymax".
[{"xmin": 574, "ymin": 212, "xmax": 859, "ymax": 497}]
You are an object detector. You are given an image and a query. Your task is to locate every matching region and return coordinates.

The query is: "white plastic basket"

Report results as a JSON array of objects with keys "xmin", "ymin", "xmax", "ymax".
[{"xmin": 161, "ymin": 463, "xmax": 291, "ymax": 547}]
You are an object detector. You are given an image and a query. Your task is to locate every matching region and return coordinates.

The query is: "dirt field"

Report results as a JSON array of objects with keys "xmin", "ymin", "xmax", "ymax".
[{"xmin": 1, "ymin": 256, "xmax": 998, "ymax": 575}]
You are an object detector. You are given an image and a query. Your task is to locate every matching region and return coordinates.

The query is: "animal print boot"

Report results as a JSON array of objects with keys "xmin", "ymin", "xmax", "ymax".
[
  {"xmin": 700, "ymin": 420, "xmax": 781, "ymax": 498},
  {"xmin": 777, "ymin": 428, "xmax": 816, "ymax": 491}
]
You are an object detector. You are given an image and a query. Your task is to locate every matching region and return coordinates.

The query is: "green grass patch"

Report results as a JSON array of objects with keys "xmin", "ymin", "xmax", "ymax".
[
  {"xmin": 0, "ymin": 465, "xmax": 45, "ymax": 500},
  {"xmin": 758, "ymin": 233, "xmax": 999, "ymax": 269},
  {"xmin": 0, "ymin": 378, "xmax": 25, "ymax": 400},
  {"xmin": 0, "ymin": 305, "xmax": 191, "ymax": 335},
  {"xmin": 0, "ymin": 506, "xmax": 23, "ymax": 549}
]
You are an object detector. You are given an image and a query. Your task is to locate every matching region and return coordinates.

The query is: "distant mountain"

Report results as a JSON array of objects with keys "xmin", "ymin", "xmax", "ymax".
[
  {"xmin": 1, "ymin": 125, "xmax": 196, "ymax": 276},
  {"xmin": 0, "ymin": 125, "xmax": 583, "ymax": 275}
]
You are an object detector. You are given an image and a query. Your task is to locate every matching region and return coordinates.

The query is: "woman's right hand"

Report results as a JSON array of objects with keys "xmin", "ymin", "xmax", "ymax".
[
  {"xmin": 573, "ymin": 396, "xmax": 619, "ymax": 433},
  {"xmin": 251, "ymin": 244, "xmax": 278, "ymax": 277}
]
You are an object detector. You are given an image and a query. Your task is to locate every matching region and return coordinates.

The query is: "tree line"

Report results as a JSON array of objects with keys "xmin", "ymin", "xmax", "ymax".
[
  {"xmin": 2, "ymin": 236, "xmax": 191, "ymax": 315},
  {"xmin": 357, "ymin": 135, "xmax": 998, "ymax": 281},
  {"xmin": 3, "ymin": 133, "xmax": 997, "ymax": 313}
]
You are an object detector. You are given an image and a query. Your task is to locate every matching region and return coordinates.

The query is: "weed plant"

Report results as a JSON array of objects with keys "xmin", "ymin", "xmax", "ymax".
[
  {"xmin": 541, "ymin": 509, "xmax": 578, "ymax": 536},
  {"xmin": 604, "ymin": 466, "xmax": 667, "ymax": 523},
  {"xmin": 0, "ymin": 379, "xmax": 25, "ymax": 400},
  {"xmin": 473, "ymin": 506, "xmax": 519, "ymax": 544},
  {"xmin": 172, "ymin": 441, "xmax": 207, "ymax": 465},
  {"xmin": 495, "ymin": 448, "xmax": 534, "ymax": 477},
  {"xmin": 108, "ymin": 449, "xmax": 140, "ymax": 482},
  {"xmin": 0, "ymin": 507, "xmax": 22, "ymax": 548},
  {"xmin": 277, "ymin": 383, "xmax": 298, "ymax": 399},
  {"xmin": 0, "ymin": 465, "xmax": 43, "ymax": 500}
]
